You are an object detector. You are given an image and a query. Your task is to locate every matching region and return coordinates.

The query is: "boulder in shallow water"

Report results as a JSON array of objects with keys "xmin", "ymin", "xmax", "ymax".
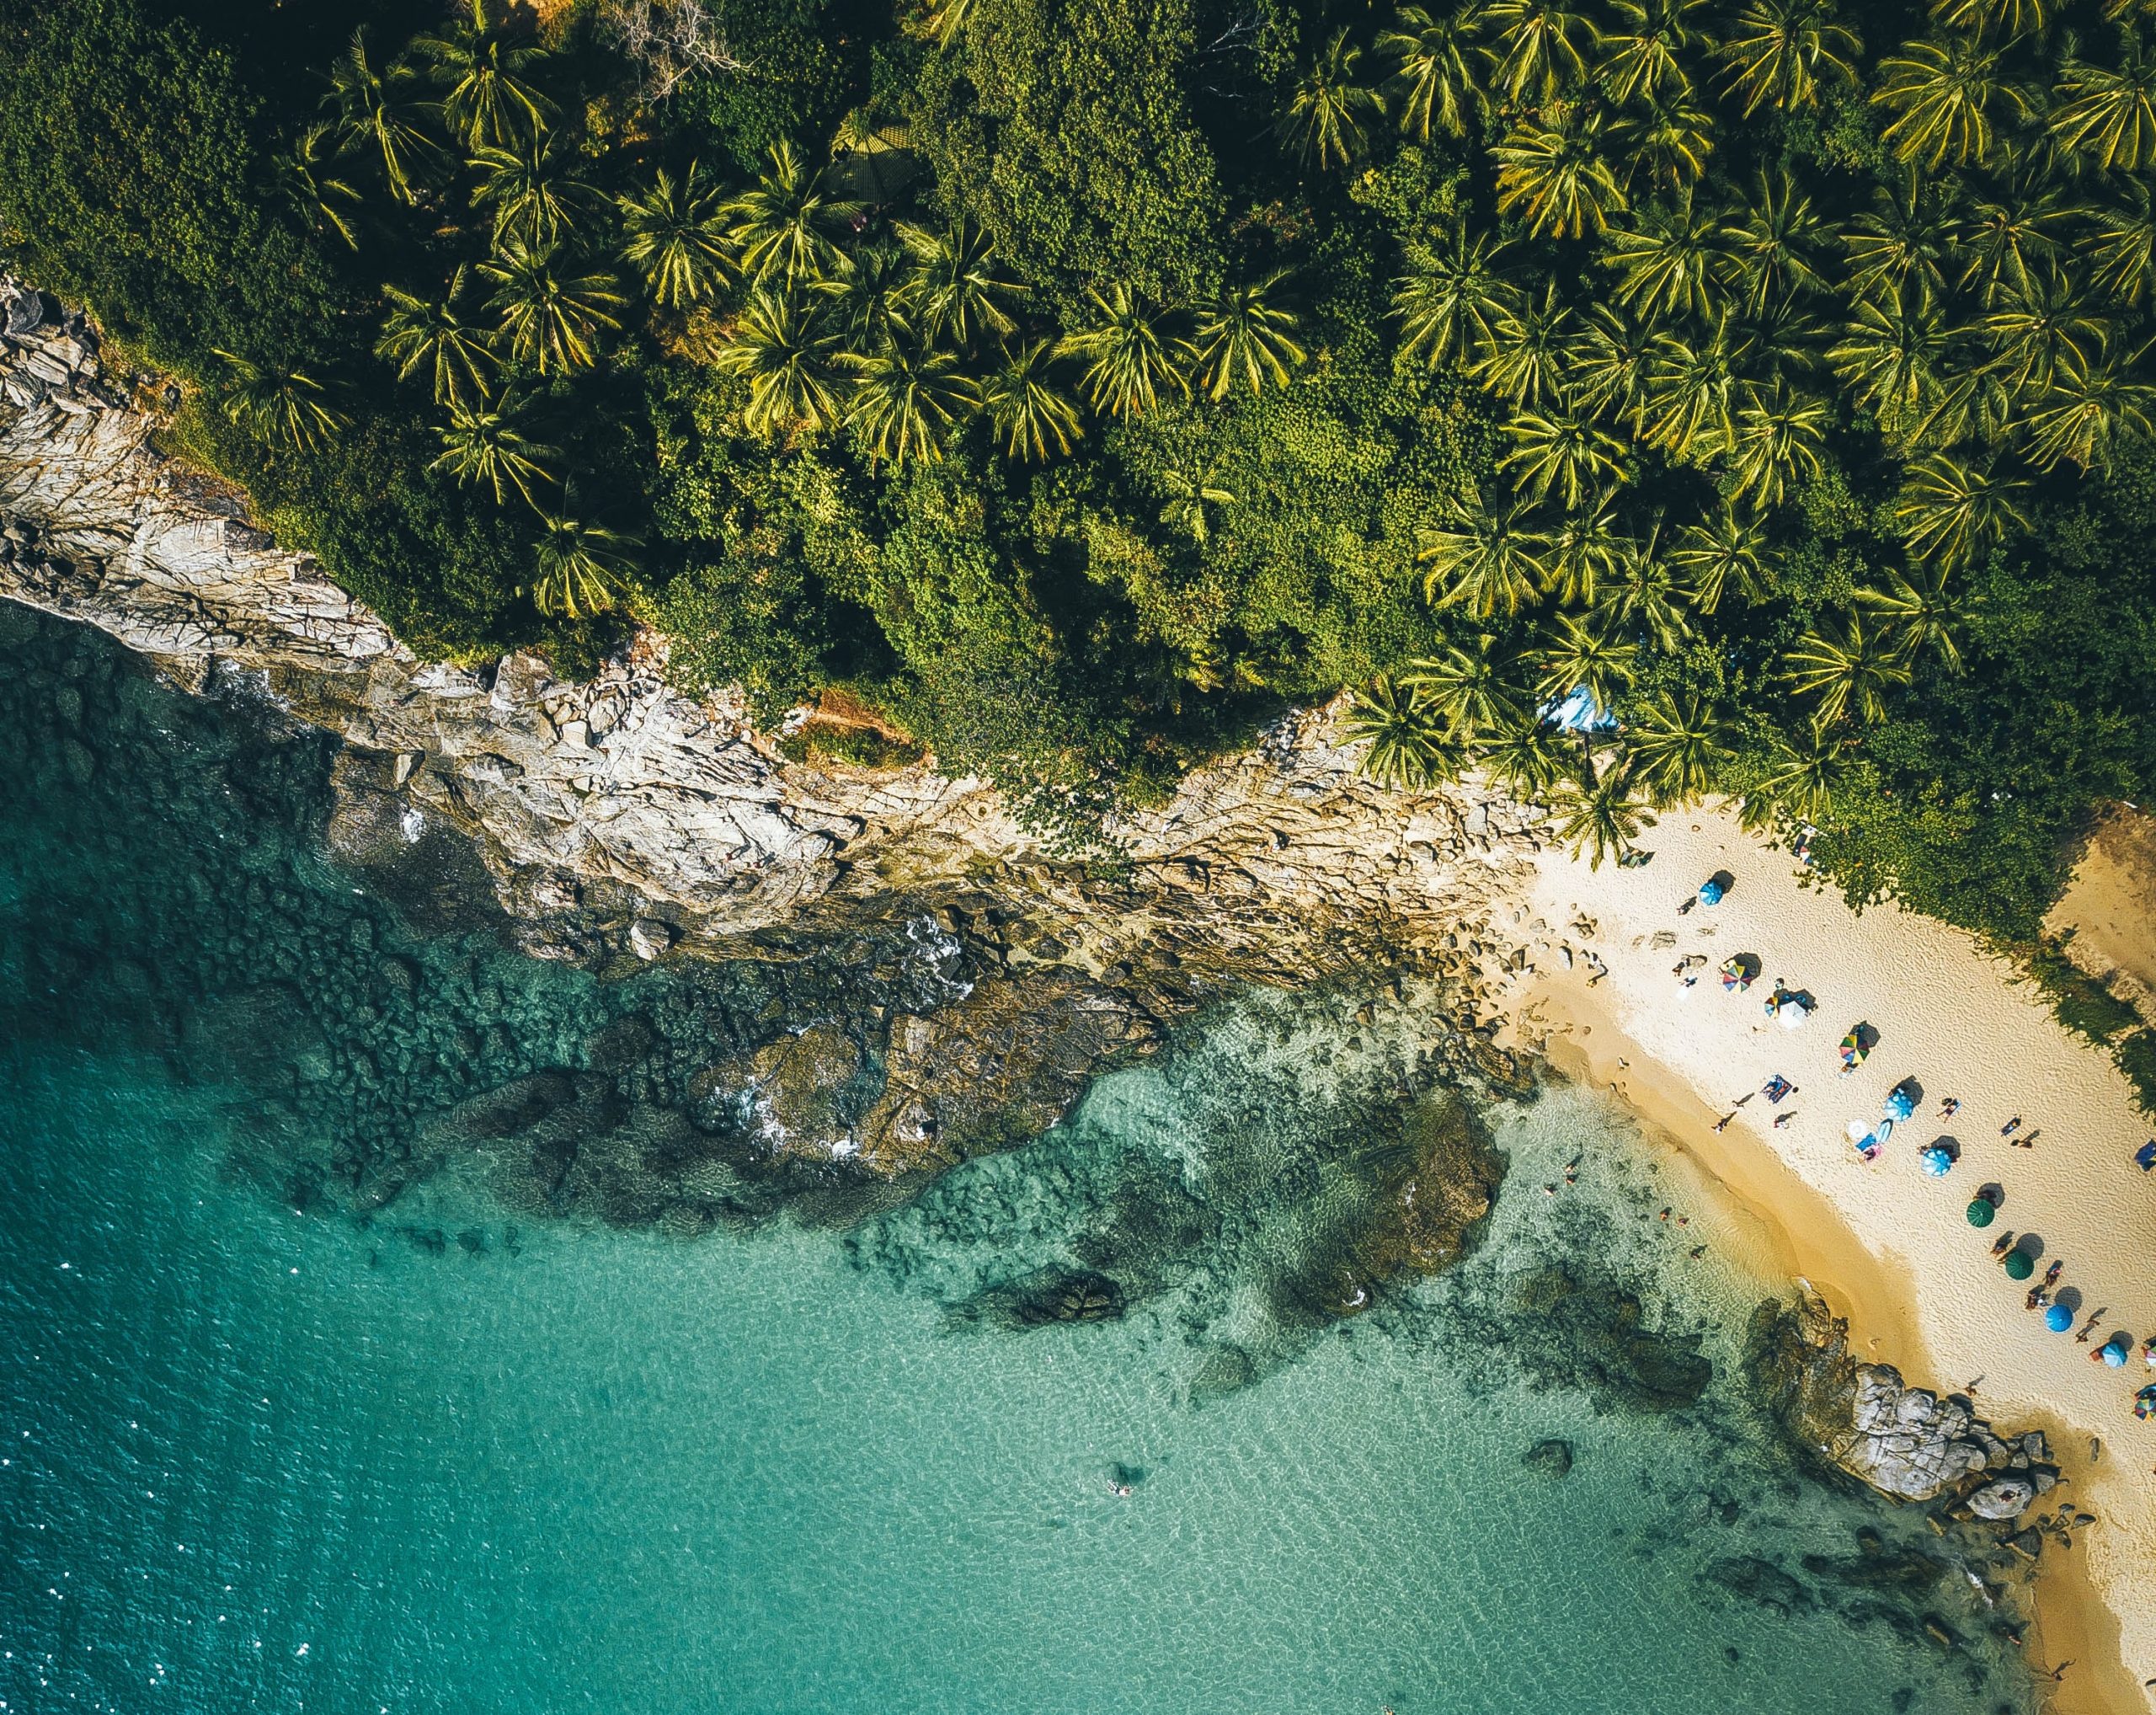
[{"xmin": 1521, "ymin": 1438, "xmax": 1574, "ymax": 1478}]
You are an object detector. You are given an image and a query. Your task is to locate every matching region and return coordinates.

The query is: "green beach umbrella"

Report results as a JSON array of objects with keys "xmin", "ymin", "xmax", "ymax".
[
  {"xmin": 1965, "ymin": 1198, "xmax": 1995, "ymax": 1228},
  {"xmin": 2004, "ymin": 1248, "xmax": 2035, "ymax": 1281}
]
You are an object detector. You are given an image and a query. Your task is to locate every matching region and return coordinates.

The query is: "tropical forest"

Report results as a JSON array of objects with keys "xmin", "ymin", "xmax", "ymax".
[{"xmin": 3, "ymin": 0, "xmax": 2154, "ymax": 944}]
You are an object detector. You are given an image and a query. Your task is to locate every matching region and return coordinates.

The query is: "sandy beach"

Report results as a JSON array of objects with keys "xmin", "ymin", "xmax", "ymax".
[{"xmin": 1498, "ymin": 804, "xmax": 2156, "ymax": 1715}]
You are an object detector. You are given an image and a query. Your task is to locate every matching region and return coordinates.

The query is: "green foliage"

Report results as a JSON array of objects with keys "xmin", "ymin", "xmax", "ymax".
[
  {"xmin": 8, "ymin": 0, "xmax": 2156, "ymax": 931},
  {"xmin": 0, "ymin": 0, "xmax": 350, "ymax": 366},
  {"xmin": 909, "ymin": 0, "xmax": 1225, "ymax": 307}
]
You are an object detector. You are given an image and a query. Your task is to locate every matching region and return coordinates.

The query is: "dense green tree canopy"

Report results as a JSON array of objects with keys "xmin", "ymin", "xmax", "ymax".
[{"xmin": 0, "ymin": 0, "xmax": 2152, "ymax": 931}]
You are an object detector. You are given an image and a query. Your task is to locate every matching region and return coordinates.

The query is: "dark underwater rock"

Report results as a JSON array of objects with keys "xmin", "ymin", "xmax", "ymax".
[
  {"xmin": 1521, "ymin": 1438, "xmax": 1574, "ymax": 1478},
  {"xmin": 1508, "ymin": 1264, "xmax": 1713, "ymax": 1413},
  {"xmin": 958, "ymin": 1269, "xmax": 1128, "ymax": 1331},
  {"xmin": 1707, "ymin": 1555, "xmax": 1813, "ymax": 1616}
]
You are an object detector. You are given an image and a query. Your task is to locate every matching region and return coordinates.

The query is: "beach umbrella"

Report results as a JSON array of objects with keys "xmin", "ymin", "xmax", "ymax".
[
  {"xmin": 2137, "ymin": 1384, "xmax": 2156, "ymax": 1420},
  {"xmin": 2045, "ymin": 1303, "xmax": 2073, "ymax": 1333},
  {"xmin": 1838, "ymin": 1025, "xmax": 1872, "ymax": 1071},
  {"xmin": 2102, "ymin": 1338, "xmax": 2129, "ymax": 1368},
  {"xmin": 1918, "ymin": 1146, "xmax": 1953, "ymax": 1177},
  {"xmin": 2004, "ymin": 1249, "xmax": 2036, "ymax": 1280},
  {"xmin": 1965, "ymin": 1198, "xmax": 1995, "ymax": 1227},
  {"xmin": 1884, "ymin": 1085, "xmax": 1918, "ymax": 1122},
  {"xmin": 1779, "ymin": 998, "xmax": 1810, "ymax": 1030},
  {"xmin": 1699, "ymin": 879, "xmax": 1725, "ymax": 906}
]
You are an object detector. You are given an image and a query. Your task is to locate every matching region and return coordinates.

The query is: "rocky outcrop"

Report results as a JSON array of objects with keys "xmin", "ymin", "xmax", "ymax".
[
  {"xmin": 1843, "ymin": 1365, "xmax": 2054, "ymax": 1510},
  {"xmin": 0, "ymin": 275, "xmax": 1548, "ymax": 1001},
  {"xmin": 1748, "ymin": 1294, "xmax": 2056, "ymax": 1520}
]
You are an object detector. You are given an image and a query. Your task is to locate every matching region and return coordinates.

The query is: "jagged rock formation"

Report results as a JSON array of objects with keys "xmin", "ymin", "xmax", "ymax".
[{"xmin": 1748, "ymin": 1294, "xmax": 2055, "ymax": 1520}]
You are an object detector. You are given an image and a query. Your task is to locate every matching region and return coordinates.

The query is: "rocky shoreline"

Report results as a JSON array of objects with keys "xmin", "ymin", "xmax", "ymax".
[{"xmin": 0, "ymin": 279, "xmax": 2068, "ymax": 1543}]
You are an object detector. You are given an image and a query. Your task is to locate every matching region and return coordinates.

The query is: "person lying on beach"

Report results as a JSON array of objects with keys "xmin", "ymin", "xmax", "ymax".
[
  {"xmin": 2002, "ymin": 1116, "xmax": 2023, "ymax": 1137},
  {"xmin": 2136, "ymin": 1141, "xmax": 2156, "ymax": 1172},
  {"xmin": 1773, "ymin": 1112, "xmax": 1796, "ymax": 1129},
  {"xmin": 1939, "ymin": 1098, "xmax": 1961, "ymax": 1119},
  {"xmin": 1990, "ymin": 1231, "xmax": 2017, "ymax": 1258}
]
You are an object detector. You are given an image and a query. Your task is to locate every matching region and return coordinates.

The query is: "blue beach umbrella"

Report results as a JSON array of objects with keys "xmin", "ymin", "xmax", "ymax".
[
  {"xmin": 2045, "ymin": 1304, "xmax": 2073, "ymax": 1333},
  {"xmin": 1918, "ymin": 1146, "xmax": 1953, "ymax": 1177},
  {"xmin": 2102, "ymin": 1336, "xmax": 2130, "ymax": 1368}
]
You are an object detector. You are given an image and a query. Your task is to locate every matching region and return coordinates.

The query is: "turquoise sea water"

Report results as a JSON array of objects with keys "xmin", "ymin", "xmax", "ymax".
[{"xmin": 0, "ymin": 608, "xmax": 2036, "ymax": 1715}]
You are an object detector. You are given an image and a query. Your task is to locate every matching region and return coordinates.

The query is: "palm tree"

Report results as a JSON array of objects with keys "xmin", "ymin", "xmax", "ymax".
[
  {"xmin": 479, "ymin": 240, "xmax": 627, "ymax": 374},
  {"xmin": 1059, "ymin": 286, "xmax": 1190, "ymax": 419},
  {"xmin": 376, "ymin": 268, "xmax": 495, "ymax": 406},
  {"xmin": 618, "ymin": 163, "xmax": 733, "ymax": 309},
  {"xmin": 841, "ymin": 336, "xmax": 980, "ymax": 465},
  {"xmin": 471, "ymin": 131, "xmax": 602, "ymax": 252},
  {"xmin": 980, "ymin": 339, "xmax": 1084, "ymax": 461},
  {"xmin": 530, "ymin": 489, "xmax": 638, "ymax": 619},
  {"xmin": 1597, "ymin": 0, "xmax": 1706, "ymax": 106},
  {"xmin": 1715, "ymin": 0, "xmax": 1861, "ymax": 118},
  {"xmin": 1670, "ymin": 505, "xmax": 1769, "ymax": 612},
  {"xmin": 1873, "ymin": 35, "xmax": 2031, "ymax": 168},
  {"xmin": 1482, "ymin": 718, "xmax": 1574, "ymax": 800},
  {"xmin": 1600, "ymin": 197, "xmax": 1738, "ymax": 322},
  {"xmin": 1531, "ymin": 610, "xmax": 1637, "ymax": 726},
  {"xmin": 211, "ymin": 350, "xmax": 348, "ymax": 453},
  {"xmin": 1394, "ymin": 232, "xmax": 1522, "ymax": 370},
  {"xmin": 1620, "ymin": 92, "xmax": 1718, "ymax": 196},
  {"xmin": 1596, "ymin": 523, "xmax": 1686, "ymax": 650},
  {"xmin": 1564, "ymin": 306, "xmax": 1655, "ymax": 429},
  {"xmin": 1930, "ymin": 0, "xmax": 2053, "ymax": 36},
  {"xmin": 1379, "ymin": 6, "xmax": 1481, "ymax": 139},
  {"xmin": 323, "ymin": 28, "xmax": 440, "ymax": 206},
  {"xmin": 1189, "ymin": 273, "xmax": 1306, "ymax": 400},
  {"xmin": 274, "ymin": 123, "xmax": 364, "ymax": 250},
  {"xmin": 1399, "ymin": 633, "xmax": 1527, "ymax": 742},
  {"xmin": 411, "ymin": 0, "xmax": 552, "ymax": 151},
  {"xmin": 1742, "ymin": 722, "xmax": 1841, "ymax": 828},
  {"xmin": 2049, "ymin": 31, "xmax": 2156, "ymax": 173},
  {"xmin": 1552, "ymin": 772, "xmax": 1656, "ymax": 868},
  {"xmin": 1731, "ymin": 168, "xmax": 1827, "ymax": 314},
  {"xmin": 1856, "ymin": 567, "xmax": 1973, "ymax": 673},
  {"xmin": 2083, "ymin": 177, "xmax": 2156, "ymax": 308},
  {"xmin": 2020, "ymin": 345, "xmax": 2156, "ymax": 472},
  {"xmin": 1501, "ymin": 407, "xmax": 1625, "ymax": 508},
  {"xmin": 1640, "ymin": 318, "xmax": 1742, "ymax": 460},
  {"xmin": 826, "ymin": 242, "xmax": 917, "ymax": 351},
  {"xmin": 429, "ymin": 396, "xmax": 557, "ymax": 506},
  {"xmin": 1474, "ymin": 282, "xmax": 1574, "ymax": 407},
  {"xmin": 1826, "ymin": 283, "xmax": 1945, "ymax": 440},
  {"xmin": 1481, "ymin": 0, "xmax": 1594, "ymax": 106},
  {"xmin": 1279, "ymin": 29, "xmax": 1386, "ymax": 169},
  {"xmin": 921, "ymin": 0, "xmax": 976, "ymax": 49},
  {"xmin": 895, "ymin": 219, "xmax": 1024, "ymax": 348},
  {"xmin": 1626, "ymin": 692, "xmax": 1737, "ymax": 805},
  {"xmin": 1842, "ymin": 171, "xmax": 1959, "ymax": 307},
  {"xmin": 1728, "ymin": 377, "xmax": 1828, "ymax": 510},
  {"xmin": 1891, "ymin": 449, "xmax": 2030, "ymax": 570},
  {"xmin": 1417, "ymin": 495, "xmax": 1550, "ymax": 620},
  {"xmin": 1343, "ymin": 678, "xmax": 1461, "ymax": 788},
  {"xmin": 725, "ymin": 140, "xmax": 862, "ymax": 288},
  {"xmin": 1780, "ymin": 615, "xmax": 1913, "ymax": 725},
  {"xmin": 1980, "ymin": 264, "xmax": 2111, "ymax": 396},
  {"xmin": 1544, "ymin": 496, "xmax": 1625, "ymax": 606},
  {"xmin": 1158, "ymin": 465, "xmax": 1237, "ymax": 544},
  {"xmin": 712, "ymin": 289, "xmax": 846, "ymax": 435},
  {"xmin": 1956, "ymin": 192, "xmax": 2071, "ymax": 307},
  {"xmin": 1492, "ymin": 106, "xmax": 1628, "ymax": 239}
]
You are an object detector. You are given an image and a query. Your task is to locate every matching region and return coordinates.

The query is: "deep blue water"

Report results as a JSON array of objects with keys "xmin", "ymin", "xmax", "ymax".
[{"xmin": 0, "ymin": 605, "xmax": 2035, "ymax": 1714}]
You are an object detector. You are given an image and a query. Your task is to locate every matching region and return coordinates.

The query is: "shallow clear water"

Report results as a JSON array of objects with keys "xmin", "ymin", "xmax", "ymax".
[{"xmin": 0, "ymin": 610, "xmax": 2035, "ymax": 1714}]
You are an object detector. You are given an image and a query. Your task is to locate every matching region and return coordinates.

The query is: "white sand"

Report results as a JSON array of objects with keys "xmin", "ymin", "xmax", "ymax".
[{"xmin": 1510, "ymin": 803, "xmax": 2156, "ymax": 1714}]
